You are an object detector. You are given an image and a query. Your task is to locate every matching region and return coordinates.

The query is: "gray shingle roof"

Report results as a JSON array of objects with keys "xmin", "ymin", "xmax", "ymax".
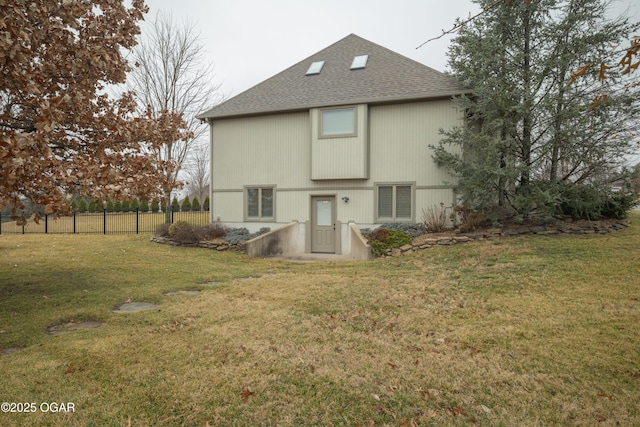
[{"xmin": 197, "ymin": 34, "xmax": 468, "ymax": 120}]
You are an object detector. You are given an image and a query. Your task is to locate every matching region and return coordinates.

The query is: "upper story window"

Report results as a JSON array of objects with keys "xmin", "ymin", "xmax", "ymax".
[
  {"xmin": 351, "ymin": 55, "xmax": 368, "ymax": 70},
  {"xmin": 320, "ymin": 107, "xmax": 356, "ymax": 138},
  {"xmin": 306, "ymin": 61, "xmax": 325, "ymax": 75}
]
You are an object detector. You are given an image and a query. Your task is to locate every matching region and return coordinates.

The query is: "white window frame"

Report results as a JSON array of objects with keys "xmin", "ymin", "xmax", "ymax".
[
  {"xmin": 319, "ymin": 106, "xmax": 357, "ymax": 138},
  {"xmin": 244, "ymin": 186, "xmax": 275, "ymax": 221},
  {"xmin": 375, "ymin": 183, "xmax": 415, "ymax": 223}
]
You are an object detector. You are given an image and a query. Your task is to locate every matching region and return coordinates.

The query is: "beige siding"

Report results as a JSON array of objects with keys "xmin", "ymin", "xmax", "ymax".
[
  {"xmin": 310, "ymin": 104, "xmax": 368, "ymax": 179},
  {"xmin": 211, "ymin": 112, "xmax": 311, "ymax": 190},
  {"xmin": 369, "ymin": 100, "xmax": 461, "ymax": 186},
  {"xmin": 210, "ymin": 99, "xmax": 463, "ymax": 226}
]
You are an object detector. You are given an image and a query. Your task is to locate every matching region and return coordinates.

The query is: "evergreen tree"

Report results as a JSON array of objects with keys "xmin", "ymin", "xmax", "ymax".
[
  {"xmin": 121, "ymin": 200, "xmax": 131, "ymax": 212},
  {"xmin": 140, "ymin": 199, "xmax": 150, "ymax": 213},
  {"xmin": 106, "ymin": 200, "xmax": 115, "ymax": 212},
  {"xmin": 131, "ymin": 198, "xmax": 140, "ymax": 212},
  {"xmin": 71, "ymin": 199, "xmax": 79, "ymax": 212},
  {"xmin": 88, "ymin": 199, "xmax": 98, "ymax": 213},
  {"xmin": 191, "ymin": 196, "xmax": 201, "ymax": 211},
  {"xmin": 151, "ymin": 198, "xmax": 160, "ymax": 213},
  {"xmin": 433, "ymin": 0, "xmax": 640, "ymax": 219},
  {"xmin": 114, "ymin": 201, "xmax": 122, "ymax": 212},
  {"xmin": 171, "ymin": 196, "xmax": 180, "ymax": 212},
  {"xmin": 181, "ymin": 196, "xmax": 192, "ymax": 212},
  {"xmin": 78, "ymin": 199, "xmax": 88, "ymax": 213},
  {"xmin": 203, "ymin": 196, "xmax": 210, "ymax": 211}
]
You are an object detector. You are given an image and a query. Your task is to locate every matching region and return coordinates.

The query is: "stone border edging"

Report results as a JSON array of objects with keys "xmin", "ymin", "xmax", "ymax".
[
  {"xmin": 151, "ymin": 236, "xmax": 246, "ymax": 252},
  {"xmin": 385, "ymin": 218, "xmax": 631, "ymax": 257},
  {"xmin": 151, "ymin": 218, "xmax": 631, "ymax": 258}
]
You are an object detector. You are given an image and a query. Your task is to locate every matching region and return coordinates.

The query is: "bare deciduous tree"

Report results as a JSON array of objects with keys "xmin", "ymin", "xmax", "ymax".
[
  {"xmin": 127, "ymin": 12, "xmax": 223, "ymax": 217},
  {"xmin": 184, "ymin": 142, "xmax": 210, "ymax": 206}
]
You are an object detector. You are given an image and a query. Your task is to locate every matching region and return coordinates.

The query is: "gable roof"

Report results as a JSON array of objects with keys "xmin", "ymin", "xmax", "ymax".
[{"xmin": 198, "ymin": 34, "xmax": 468, "ymax": 120}]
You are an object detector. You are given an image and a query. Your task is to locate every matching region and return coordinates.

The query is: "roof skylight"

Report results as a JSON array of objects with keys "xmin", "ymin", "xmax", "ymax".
[
  {"xmin": 350, "ymin": 55, "xmax": 368, "ymax": 70},
  {"xmin": 306, "ymin": 61, "xmax": 325, "ymax": 75}
]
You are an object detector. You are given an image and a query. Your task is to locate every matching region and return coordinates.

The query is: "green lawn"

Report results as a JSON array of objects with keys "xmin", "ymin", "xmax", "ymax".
[{"xmin": 0, "ymin": 215, "xmax": 638, "ymax": 426}]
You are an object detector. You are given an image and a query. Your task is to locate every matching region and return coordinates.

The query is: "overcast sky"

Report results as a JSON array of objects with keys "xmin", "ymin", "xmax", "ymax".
[{"xmin": 143, "ymin": 0, "xmax": 639, "ymax": 102}]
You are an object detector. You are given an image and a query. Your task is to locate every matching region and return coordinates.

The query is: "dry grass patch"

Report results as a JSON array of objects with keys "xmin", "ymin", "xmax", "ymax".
[{"xmin": 0, "ymin": 215, "xmax": 639, "ymax": 425}]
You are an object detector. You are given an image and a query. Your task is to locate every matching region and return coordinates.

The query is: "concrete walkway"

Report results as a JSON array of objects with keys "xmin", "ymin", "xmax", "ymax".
[{"xmin": 269, "ymin": 253, "xmax": 361, "ymax": 262}]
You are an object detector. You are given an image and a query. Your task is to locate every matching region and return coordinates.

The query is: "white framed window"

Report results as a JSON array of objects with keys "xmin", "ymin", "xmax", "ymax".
[
  {"xmin": 376, "ymin": 184, "xmax": 413, "ymax": 222},
  {"xmin": 245, "ymin": 187, "xmax": 274, "ymax": 220},
  {"xmin": 320, "ymin": 107, "xmax": 356, "ymax": 138}
]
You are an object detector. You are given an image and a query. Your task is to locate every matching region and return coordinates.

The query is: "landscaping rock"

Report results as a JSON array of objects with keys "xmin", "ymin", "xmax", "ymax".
[
  {"xmin": 163, "ymin": 290, "xmax": 200, "ymax": 296},
  {"xmin": 1, "ymin": 347, "xmax": 23, "ymax": 355},
  {"xmin": 47, "ymin": 320, "xmax": 102, "ymax": 335},
  {"xmin": 112, "ymin": 302, "xmax": 158, "ymax": 313}
]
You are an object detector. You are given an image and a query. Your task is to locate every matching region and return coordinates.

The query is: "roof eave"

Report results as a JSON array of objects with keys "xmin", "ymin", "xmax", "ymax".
[{"xmin": 197, "ymin": 89, "xmax": 472, "ymax": 121}]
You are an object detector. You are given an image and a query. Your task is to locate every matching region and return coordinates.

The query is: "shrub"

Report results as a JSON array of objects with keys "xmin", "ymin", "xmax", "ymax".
[
  {"xmin": 558, "ymin": 184, "xmax": 637, "ymax": 220},
  {"xmin": 191, "ymin": 197, "xmax": 201, "ymax": 211},
  {"xmin": 181, "ymin": 197, "xmax": 192, "ymax": 212},
  {"xmin": 88, "ymin": 199, "xmax": 98, "ymax": 213},
  {"xmin": 600, "ymin": 192, "xmax": 639, "ymax": 219},
  {"xmin": 377, "ymin": 223, "xmax": 424, "ymax": 238},
  {"xmin": 224, "ymin": 226, "xmax": 270, "ymax": 244},
  {"xmin": 203, "ymin": 196, "xmax": 210, "ymax": 211},
  {"xmin": 193, "ymin": 224, "xmax": 225, "ymax": 241},
  {"xmin": 171, "ymin": 197, "xmax": 180, "ymax": 212},
  {"xmin": 453, "ymin": 205, "xmax": 484, "ymax": 232},
  {"xmin": 168, "ymin": 221, "xmax": 198, "ymax": 244},
  {"xmin": 365, "ymin": 227, "xmax": 412, "ymax": 257},
  {"xmin": 155, "ymin": 223, "xmax": 171, "ymax": 237},
  {"xmin": 422, "ymin": 203, "xmax": 449, "ymax": 232}
]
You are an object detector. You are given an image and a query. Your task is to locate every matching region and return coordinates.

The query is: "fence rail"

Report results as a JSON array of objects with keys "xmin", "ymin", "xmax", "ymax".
[{"xmin": 0, "ymin": 209, "xmax": 210, "ymax": 235}]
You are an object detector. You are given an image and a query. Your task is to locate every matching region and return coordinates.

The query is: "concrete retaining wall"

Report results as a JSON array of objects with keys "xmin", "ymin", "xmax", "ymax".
[
  {"xmin": 245, "ymin": 221, "xmax": 305, "ymax": 257},
  {"xmin": 349, "ymin": 222, "xmax": 372, "ymax": 260}
]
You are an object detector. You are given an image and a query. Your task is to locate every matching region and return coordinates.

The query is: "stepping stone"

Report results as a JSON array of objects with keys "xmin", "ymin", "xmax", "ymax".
[
  {"xmin": 164, "ymin": 290, "xmax": 200, "ymax": 296},
  {"xmin": 112, "ymin": 302, "xmax": 158, "ymax": 313},
  {"xmin": 1, "ymin": 347, "xmax": 23, "ymax": 355},
  {"xmin": 47, "ymin": 321, "xmax": 102, "ymax": 335}
]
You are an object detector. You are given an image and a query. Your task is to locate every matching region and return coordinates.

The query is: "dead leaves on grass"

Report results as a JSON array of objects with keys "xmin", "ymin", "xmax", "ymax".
[{"xmin": 240, "ymin": 387, "xmax": 254, "ymax": 401}]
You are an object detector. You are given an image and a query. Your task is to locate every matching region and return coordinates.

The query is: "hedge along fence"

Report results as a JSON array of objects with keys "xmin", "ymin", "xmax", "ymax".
[{"xmin": 0, "ymin": 209, "xmax": 210, "ymax": 235}]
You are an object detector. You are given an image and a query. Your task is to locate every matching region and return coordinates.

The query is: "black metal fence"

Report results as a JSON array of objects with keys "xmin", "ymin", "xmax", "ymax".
[{"xmin": 0, "ymin": 209, "xmax": 210, "ymax": 235}]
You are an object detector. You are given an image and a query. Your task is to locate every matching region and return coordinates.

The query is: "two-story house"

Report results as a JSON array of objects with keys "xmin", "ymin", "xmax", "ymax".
[{"xmin": 197, "ymin": 34, "xmax": 468, "ymax": 259}]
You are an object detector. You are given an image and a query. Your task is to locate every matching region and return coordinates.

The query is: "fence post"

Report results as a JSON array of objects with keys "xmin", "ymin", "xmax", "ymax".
[
  {"xmin": 103, "ymin": 209, "xmax": 107, "ymax": 235},
  {"xmin": 171, "ymin": 206, "xmax": 174, "ymax": 223},
  {"xmin": 136, "ymin": 208, "xmax": 139, "ymax": 234},
  {"xmin": 73, "ymin": 212, "xmax": 76, "ymax": 234},
  {"xmin": 45, "ymin": 214, "xmax": 48, "ymax": 234}
]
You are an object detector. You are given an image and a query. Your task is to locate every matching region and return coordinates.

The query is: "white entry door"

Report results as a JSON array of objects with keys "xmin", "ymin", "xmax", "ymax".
[{"xmin": 311, "ymin": 196, "xmax": 335, "ymax": 253}]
